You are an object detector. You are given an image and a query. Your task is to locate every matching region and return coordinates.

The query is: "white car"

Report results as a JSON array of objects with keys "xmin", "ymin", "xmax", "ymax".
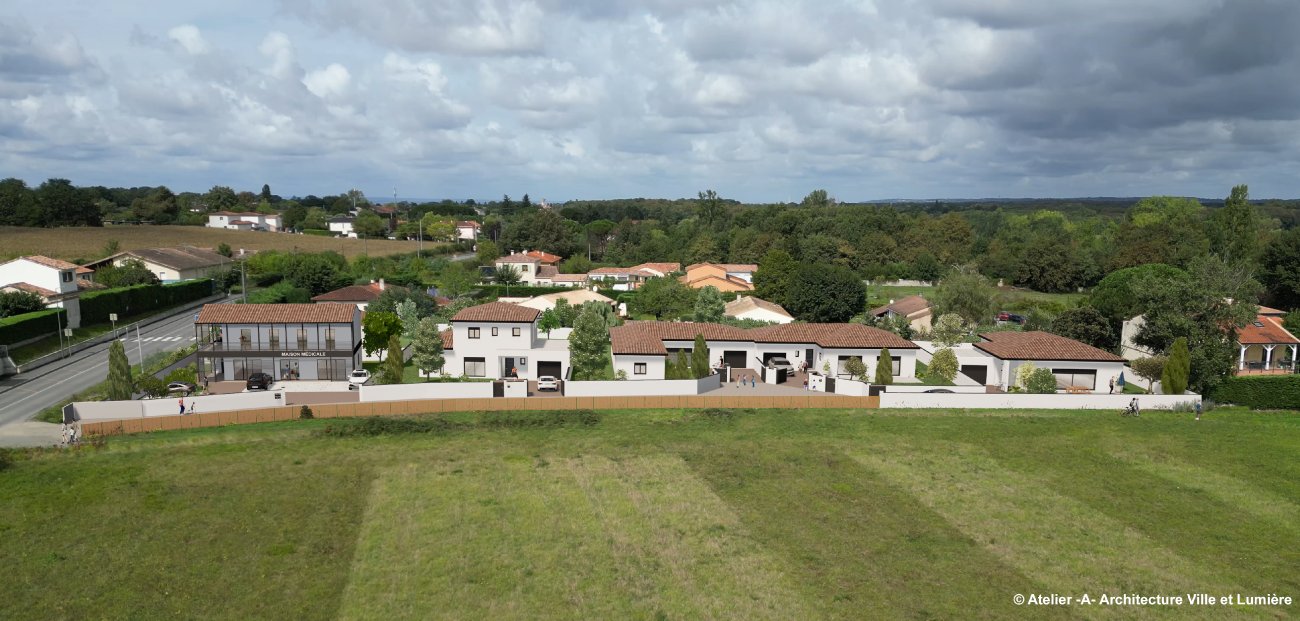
[
  {"xmin": 348, "ymin": 369, "xmax": 371, "ymax": 387},
  {"xmin": 536, "ymin": 376, "xmax": 559, "ymax": 391},
  {"xmin": 766, "ymin": 357, "xmax": 794, "ymax": 372}
]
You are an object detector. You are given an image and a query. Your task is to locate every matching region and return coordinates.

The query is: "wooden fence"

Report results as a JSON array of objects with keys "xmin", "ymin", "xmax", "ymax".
[{"xmin": 79, "ymin": 394, "xmax": 880, "ymax": 437}]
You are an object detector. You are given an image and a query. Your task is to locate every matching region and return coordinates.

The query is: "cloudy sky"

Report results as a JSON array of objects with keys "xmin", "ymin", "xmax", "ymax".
[{"xmin": 3, "ymin": 0, "xmax": 1299, "ymax": 202}]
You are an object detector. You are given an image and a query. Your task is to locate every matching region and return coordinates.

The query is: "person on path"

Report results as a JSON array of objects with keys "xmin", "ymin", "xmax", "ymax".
[
  {"xmin": 179, "ymin": 398, "xmax": 185, "ymax": 415},
  {"xmin": 1109, "ymin": 376, "xmax": 1116, "ymax": 394},
  {"xmin": 1129, "ymin": 397, "xmax": 1140, "ymax": 417},
  {"xmin": 1195, "ymin": 401, "xmax": 1202, "ymax": 421}
]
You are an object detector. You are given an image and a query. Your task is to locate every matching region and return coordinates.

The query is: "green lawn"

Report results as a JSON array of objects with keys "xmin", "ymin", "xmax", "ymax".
[{"xmin": 3, "ymin": 408, "xmax": 1299, "ymax": 619}]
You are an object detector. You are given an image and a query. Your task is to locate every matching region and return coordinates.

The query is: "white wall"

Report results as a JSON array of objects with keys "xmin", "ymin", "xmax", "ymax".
[
  {"xmin": 564, "ymin": 373, "xmax": 720, "ymax": 397},
  {"xmin": 1001, "ymin": 360, "xmax": 1127, "ymax": 394},
  {"xmin": 360, "ymin": 382, "xmax": 495, "ymax": 402},
  {"xmin": 833, "ymin": 378, "xmax": 871, "ymax": 396},
  {"xmin": 728, "ymin": 307, "xmax": 793, "ymax": 324},
  {"xmin": 879, "ymin": 392, "xmax": 1200, "ymax": 409},
  {"xmin": 72, "ymin": 391, "xmax": 285, "ymax": 421},
  {"xmin": 882, "ymin": 384, "xmax": 987, "ymax": 394},
  {"xmin": 613, "ymin": 354, "xmax": 666, "ymax": 380},
  {"xmin": 0, "ymin": 259, "xmax": 76, "ymax": 296}
]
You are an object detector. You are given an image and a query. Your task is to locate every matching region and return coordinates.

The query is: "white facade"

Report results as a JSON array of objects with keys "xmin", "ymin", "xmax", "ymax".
[
  {"xmin": 616, "ymin": 339, "xmax": 919, "ymax": 381},
  {"xmin": 206, "ymin": 212, "xmax": 282, "ymax": 232},
  {"xmin": 1119, "ymin": 315, "xmax": 1156, "ymax": 361},
  {"xmin": 328, "ymin": 219, "xmax": 356, "ymax": 237},
  {"xmin": 456, "ymin": 222, "xmax": 479, "ymax": 241},
  {"xmin": 440, "ymin": 318, "xmax": 571, "ymax": 380},
  {"xmin": 196, "ymin": 314, "xmax": 363, "ymax": 383},
  {"xmin": 0, "ymin": 256, "xmax": 82, "ymax": 328},
  {"xmin": 494, "ymin": 257, "xmax": 545, "ymax": 285},
  {"xmin": 990, "ymin": 359, "xmax": 1127, "ymax": 393},
  {"xmin": 613, "ymin": 354, "xmax": 667, "ymax": 380}
]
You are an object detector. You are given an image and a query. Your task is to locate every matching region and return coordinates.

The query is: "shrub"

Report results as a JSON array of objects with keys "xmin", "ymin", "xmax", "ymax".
[
  {"xmin": 79, "ymin": 279, "xmax": 214, "ymax": 325},
  {"xmin": 163, "ymin": 365, "xmax": 197, "ymax": 386},
  {"xmin": 1163, "ymin": 337, "xmax": 1190, "ymax": 395},
  {"xmin": 0, "ymin": 309, "xmax": 66, "ymax": 346},
  {"xmin": 136, "ymin": 375, "xmax": 168, "ymax": 398},
  {"xmin": 1211, "ymin": 375, "xmax": 1300, "ymax": 410},
  {"xmin": 927, "ymin": 348, "xmax": 958, "ymax": 383},
  {"xmin": 1025, "ymin": 368, "xmax": 1058, "ymax": 394},
  {"xmin": 0, "ymin": 448, "xmax": 14, "ymax": 471},
  {"xmin": 874, "ymin": 348, "xmax": 894, "ymax": 385},
  {"xmin": 1130, "ymin": 356, "xmax": 1166, "ymax": 394},
  {"xmin": 1015, "ymin": 362, "xmax": 1037, "ymax": 389},
  {"xmin": 844, "ymin": 356, "xmax": 867, "ymax": 381},
  {"xmin": 299, "ymin": 405, "xmax": 314, "ymax": 420}
]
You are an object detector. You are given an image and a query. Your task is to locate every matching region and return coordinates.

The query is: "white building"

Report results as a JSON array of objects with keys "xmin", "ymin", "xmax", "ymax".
[
  {"xmin": 587, "ymin": 262, "xmax": 680, "ymax": 291},
  {"xmin": 206, "ymin": 212, "xmax": 282, "ymax": 232},
  {"xmin": 608, "ymin": 322, "xmax": 920, "ymax": 380},
  {"xmin": 194, "ymin": 303, "xmax": 362, "ymax": 382},
  {"xmin": 516, "ymin": 290, "xmax": 616, "ymax": 313},
  {"xmin": 0, "ymin": 255, "xmax": 83, "ymax": 328},
  {"xmin": 493, "ymin": 250, "xmax": 562, "ymax": 285},
  {"xmin": 328, "ymin": 217, "xmax": 355, "ymax": 237},
  {"xmin": 82, "ymin": 246, "xmax": 231, "ymax": 283},
  {"xmin": 437, "ymin": 301, "xmax": 570, "ymax": 380},
  {"xmin": 724, "ymin": 295, "xmax": 794, "ymax": 324},
  {"xmin": 456, "ymin": 220, "xmax": 480, "ymax": 241},
  {"xmin": 870, "ymin": 295, "xmax": 934, "ymax": 332},
  {"xmin": 966, "ymin": 331, "xmax": 1128, "ymax": 393}
]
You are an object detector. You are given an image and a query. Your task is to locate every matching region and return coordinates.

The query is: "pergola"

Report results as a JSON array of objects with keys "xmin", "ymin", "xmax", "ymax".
[{"xmin": 1236, "ymin": 313, "xmax": 1299, "ymax": 374}]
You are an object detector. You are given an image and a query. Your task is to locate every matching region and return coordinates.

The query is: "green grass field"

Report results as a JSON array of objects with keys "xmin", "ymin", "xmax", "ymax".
[{"xmin": 3, "ymin": 408, "xmax": 1298, "ymax": 619}]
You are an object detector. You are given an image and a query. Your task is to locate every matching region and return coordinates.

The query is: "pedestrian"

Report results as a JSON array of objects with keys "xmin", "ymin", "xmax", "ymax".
[
  {"xmin": 1108, "ymin": 376, "xmax": 1115, "ymax": 394},
  {"xmin": 178, "ymin": 398, "xmax": 185, "ymax": 415},
  {"xmin": 1130, "ymin": 397, "xmax": 1140, "ymax": 417},
  {"xmin": 1195, "ymin": 400, "xmax": 1202, "ymax": 421},
  {"xmin": 189, "ymin": 401, "xmax": 197, "ymax": 415}
]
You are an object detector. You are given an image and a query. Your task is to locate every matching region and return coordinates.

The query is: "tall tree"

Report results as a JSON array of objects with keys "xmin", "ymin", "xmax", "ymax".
[
  {"xmin": 632, "ymin": 276, "xmax": 695, "ymax": 320},
  {"xmin": 693, "ymin": 285, "xmax": 725, "ymax": 323},
  {"xmin": 697, "ymin": 189, "xmax": 726, "ymax": 226},
  {"xmin": 1089, "ymin": 264, "xmax": 1190, "ymax": 323},
  {"xmin": 0, "ymin": 178, "xmax": 37, "ymax": 226},
  {"xmin": 786, "ymin": 264, "xmax": 865, "ymax": 323},
  {"xmin": 1109, "ymin": 196, "xmax": 1208, "ymax": 270},
  {"xmin": 410, "ymin": 317, "xmax": 445, "ymax": 379},
  {"xmin": 753, "ymin": 249, "xmax": 797, "ymax": 308},
  {"xmin": 381, "ymin": 334, "xmax": 405, "ymax": 384},
  {"xmin": 801, "ymin": 189, "xmax": 832, "ymax": 208},
  {"xmin": 354, "ymin": 211, "xmax": 387, "ymax": 238},
  {"xmin": 690, "ymin": 334, "xmax": 711, "ymax": 378},
  {"xmin": 874, "ymin": 348, "xmax": 894, "ymax": 385},
  {"xmin": 568, "ymin": 304, "xmax": 612, "ymax": 380},
  {"xmin": 36, "ymin": 178, "xmax": 99, "ymax": 226},
  {"xmin": 1162, "ymin": 337, "xmax": 1190, "ymax": 395},
  {"xmin": 931, "ymin": 264, "xmax": 996, "ymax": 326},
  {"xmin": 106, "ymin": 340, "xmax": 134, "ymax": 400},
  {"xmin": 437, "ymin": 262, "xmax": 478, "ymax": 299},
  {"xmin": 1210, "ymin": 184, "xmax": 1263, "ymax": 266},
  {"xmin": 1050, "ymin": 307, "xmax": 1116, "ymax": 351},
  {"xmin": 1259, "ymin": 228, "xmax": 1300, "ymax": 309},
  {"xmin": 362, "ymin": 312, "xmax": 403, "ymax": 358}
]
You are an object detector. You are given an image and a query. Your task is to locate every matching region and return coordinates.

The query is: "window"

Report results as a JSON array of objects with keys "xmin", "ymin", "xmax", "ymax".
[
  {"xmin": 240, "ymin": 329, "xmax": 252, "ymax": 350},
  {"xmin": 297, "ymin": 328, "xmax": 308, "ymax": 349},
  {"xmin": 268, "ymin": 329, "xmax": 279, "ymax": 349},
  {"xmin": 61, "ymin": 271, "xmax": 72, "ymax": 283},
  {"xmin": 892, "ymin": 357, "xmax": 901, "ymax": 377},
  {"xmin": 464, "ymin": 357, "xmax": 486, "ymax": 377},
  {"xmin": 469, "ymin": 327, "xmax": 481, "ymax": 339},
  {"xmin": 512, "ymin": 327, "xmax": 521, "ymax": 337},
  {"xmin": 492, "ymin": 327, "xmax": 499, "ymax": 336},
  {"xmin": 1051, "ymin": 369, "xmax": 1097, "ymax": 390},
  {"xmin": 521, "ymin": 264, "xmax": 530, "ymax": 272},
  {"xmin": 634, "ymin": 363, "xmax": 647, "ymax": 375},
  {"xmin": 324, "ymin": 327, "xmax": 336, "ymax": 349}
]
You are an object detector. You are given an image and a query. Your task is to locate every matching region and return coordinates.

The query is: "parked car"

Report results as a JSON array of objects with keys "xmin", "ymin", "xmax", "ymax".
[
  {"xmin": 166, "ymin": 382, "xmax": 194, "ymax": 396},
  {"xmin": 348, "ymin": 369, "xmax": 371, "ymax": 387},
  {"xmin": 1008, "ymin": 313, "xmax": 1026, "ymax": 325},
  {"xmin": 996, "ymin": 311, "xmax": 1011, "ymax": 322},
  {"xmin": 246, "ymin": 372, "xmax": 273, "ymax": 391},
  {"xmin": 924, "ymin": 388, "xmax": 954, "ymax": 393},
  {"xmin": 537, "ymin": 376, "xmax": 559, "ymax": 391},
  {"xmin": 766, "ymin": 357, "xmax": 794, "ymax": 372}
]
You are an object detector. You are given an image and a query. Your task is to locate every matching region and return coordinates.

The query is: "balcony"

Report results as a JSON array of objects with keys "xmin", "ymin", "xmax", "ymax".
[{"xmin": 199, "ymin": 340, "xmax": 341, "ymax": 353}]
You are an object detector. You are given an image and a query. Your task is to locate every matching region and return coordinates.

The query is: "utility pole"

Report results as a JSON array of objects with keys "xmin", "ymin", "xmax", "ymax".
[
  {"xmin": 135, "ymin": 323, "xmax": 144, "ymax": 368},
  {"xmin": 240, "ymin": 254, "xmax": 247, "ymax": 304}
]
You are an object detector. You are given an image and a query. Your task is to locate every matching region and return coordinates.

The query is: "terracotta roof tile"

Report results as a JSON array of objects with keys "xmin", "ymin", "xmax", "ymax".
[
  {"xmin": 451, "ymin": 301, "xmax": 540, "ymax": 323},
  {"xmin": 633, "ymin": 262, "xmax": 681, "ymax": 275},
  {"xmin": 975, "ymin": 331, "xmax": 1124, "ymax": 361},
  {"xmin": 18, "ymin": 255, "xmax": 79, "ymax": 271},
  {"xmin": 551, "ymin": 273, "xmax": 589, "ymax": 282},
  {"xmin": 610, "ymin": 321, "xmax": 916, "ymax": 355},
  {"xmin": 440, "ymin": 328, "xmax": 453, "ymax": 349},
  {"xmin": 871, "ymin": 295, "xmax": 931, "ymax": 317},
  {"xmin": 2, "ymin": 282, "xmax": 58, "ymax": 297},
  {"xmin": 536, "ymin": 266, "xmax": 559, "ymax": 278},
  {"xmin": 1237, "ymin": 316, "xmax": 1299, "ymax": 345},
  {"xmin": 725, "ymin": 296, "xmax": 793, "ymax": 319},
  {"xmin": 311, "ymin": 282, "xmax": 407, "ymax": 302},
  {"xmin": 196, "ymin": 303, "xmax": 358, "ymax": 324},
  {"xmin": 524, "ymin": 250, "xmax": 562, "ymax": 264},
  {"xmin": 496, "ymin": 254, "xmax": 541, "ymax": 264}
]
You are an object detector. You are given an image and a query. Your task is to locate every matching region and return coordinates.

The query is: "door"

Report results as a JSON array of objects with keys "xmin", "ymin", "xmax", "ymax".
[
  {"xmin": 504, "ymin": 357, "xmax": 517, "ymax": 378},
  {"xmin": 538, "ymin": 361, "xmax": 561, "ymax": 378},
  {"xmin": 960, "ymin": 364, "xmax": 988, "ymax": 385},
  {"xmin": 805, "ymin": 349, "xmax": 814, "ymax": 369},
  {"xmin": 723, "ymin": 350, "xmax": 747, "ymax": 369},
  {"xmin": 492, "ymin": 381, "xmax": 505, "ymax": 398}
]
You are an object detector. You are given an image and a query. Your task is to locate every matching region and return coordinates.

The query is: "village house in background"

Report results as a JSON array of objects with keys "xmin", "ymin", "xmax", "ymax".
[
  {"xmin": 0, "ymin": 255, "xmax": 85, "ymax": 328},
  {"xmin": 586, "ymin": 262, "xmax": 680, "ymax": 290},
  {"xmin": 79, "ymin": 246, "xmax": 232, "ymax": 283},
  {"xmin": 194, "ymin": 303, "xmax": 362, "ymax": 384},
  {"xmin": 515, "ymin": 289, "xmax": 618, "ymax": 314},
  {"xmin": 870, "ymin": 295, "xmax": 934, "ymax": 331},
  {"xmin": 1234, "ymin": 307, "xmax": 1298, "ymax": 374},
  {"xmin": 456, "ymin": 221, "xmax": 480, "ymax": 242},
  {"xmin": 205, "ymin": 211, "xmax": 282, "ymax": 232},
  {"xmin": 679, "ymin": 262, "xmax": 757, "ymax": 292},
  {"xmin": 724, "ymin": 295, "xmax": 794, "ymax": 324},
  {"xmin": 311, "ymin": 279, "xmax": 405, "ymax": 311},
  {"xmin": 328, "ymin": 217, "xmax": 355, "ymax": 237}
]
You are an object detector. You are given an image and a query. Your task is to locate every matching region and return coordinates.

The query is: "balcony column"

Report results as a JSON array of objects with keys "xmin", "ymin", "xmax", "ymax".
[
  {"xmin": 1264, "ymin": 345, "xmax": 1276, "ymax": 370},
  {"xmin": 1238, "ymin": 345, "xmax": 1247, "ymax": 370}
]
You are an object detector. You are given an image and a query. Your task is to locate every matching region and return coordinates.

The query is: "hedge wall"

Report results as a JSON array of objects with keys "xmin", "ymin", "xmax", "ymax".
[
  {"xmin": 474, "ymin": 284, "xmax": 581, "ymax": 298},
  {"xmin": 0, "ymin": 308, "xmax": 66, "ymax": 346},
  {"xmin": 79, "ymin": 279, "xmax": 215, "ymax": 325},
  {"xmin": 1210, "ymin": 375, "xmax": 1300, "ymax": 410}
]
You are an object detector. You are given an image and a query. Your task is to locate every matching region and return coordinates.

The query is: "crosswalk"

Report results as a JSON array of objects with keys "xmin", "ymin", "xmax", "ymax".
[{"xmin": 118, "ymin": 336, "xmax": 192, "ymax": 342}]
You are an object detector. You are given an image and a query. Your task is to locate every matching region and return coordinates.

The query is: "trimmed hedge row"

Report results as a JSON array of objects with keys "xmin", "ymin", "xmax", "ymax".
[
  {"xmin": 474, "ymin": 284, "xmax": 581, "ymax": 298},
  {"xmin": 0, "ymin": 308, "xmax": 67, "ymax": 346},
  {"xmin": 1210, "ymin": 375, "xmax": 1300, "ymax": 410},
  {"xmin": 79, "ymin": 279, "xmax": 214, "ymax": 325}
]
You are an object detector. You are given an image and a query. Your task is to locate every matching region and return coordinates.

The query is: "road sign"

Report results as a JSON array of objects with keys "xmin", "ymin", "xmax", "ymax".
[
  {"xmin": 64, "ymin": 328, "xmax": 73, "ymax": 337},
  {"xmin": 109, "ymin": 313, "xmax": 118, "ymax": 322}
]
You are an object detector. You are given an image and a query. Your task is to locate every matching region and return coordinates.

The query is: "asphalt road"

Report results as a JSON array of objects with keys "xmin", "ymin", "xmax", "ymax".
[{"xmin": 0, "ymin": 297, "xmax": 233, "ymax": 427}]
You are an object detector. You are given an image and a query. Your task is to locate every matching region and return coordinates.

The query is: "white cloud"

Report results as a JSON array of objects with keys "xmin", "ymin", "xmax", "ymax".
[
  {"xmin": 166, "ymin": 24, "xmax": 210, "ymax": 55},
  {"xmin": 303, "ymin": 63, "xmax": 350, "ymax": 98}
]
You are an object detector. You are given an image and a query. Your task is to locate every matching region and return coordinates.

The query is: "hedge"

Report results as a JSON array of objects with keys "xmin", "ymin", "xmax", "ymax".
[
  {"xmin": 474, "ymin": 284, "xmax": 581, "ymax": 298},
  {"xmin": 0, "ymin": 308, "xmax": 67, "ymax": 346},
  {"xmin": 79, "ymin": 279, "xmax": 215, "ymax": 325},
  {"xmin": 1210, "ymin": 375, "xmax": 1300, "ymax": 410},
  {"xmin": 303, "ymin": 229, "xmax": 333, "ymax": 236}
]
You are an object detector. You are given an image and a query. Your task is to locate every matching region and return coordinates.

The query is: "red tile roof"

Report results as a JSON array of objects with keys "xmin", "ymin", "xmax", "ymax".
[
  {"xmin": 196, "ymin": 303, "xmax": 358, "ymax": 324},
  {"xmin": 18, "ymin": 255, "xmax": 79, "ymax": 270},
  {"xmin": 975, "ymin": 331, "xmax": 1124, "ymax": 362},
  {"xmin": 440, "ymin": 328, "xmax": 453, "ymax": 349},
  {"xmin": 451, "ymin": 301, "xmax": 540, "ymax": 323},
  {"xmin": 536, "ymin": 265, "xmax": 559, "ymax": 278},
  {"xmin": 871, "ymin": 295, "xmax": 931, "ymax": 318},
  {"xmin": 496, "ymin": 254, "xmax": 541, "ymax": 264},
  {"xmin": 2, "ymin": 282, "xmax": 58, "ymax": 297},
  {"xmin": 311, "ymin": 282, "xmax": 406, "ymax": 302},
  {"xmin": 609, "ymin": 321, "xmax": 917, "ymax": 355},
  {"xmin": 1258, "ymin": 306, "xmax": 1287, "ymax": 316},
  {"xmin": 1237, "ymin": 316, "xmax": 1299, "ymax": 345},
  {"xmin": 633, "ymin": 262, "xmax": 681, "ymax": 275},
  {"xmin": 524, "ymin": 250, "xmax": 562, "ymax": 264},
  {"xmin": 551, "ymin": 273, "xmax": 589, "ymax": 282}
]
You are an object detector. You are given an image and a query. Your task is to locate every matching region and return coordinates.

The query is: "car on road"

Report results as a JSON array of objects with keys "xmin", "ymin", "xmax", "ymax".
[
  {"xmin": 166, "ymin": 382, "xmax": 194, "ymax": 396},
  {"xmin": 246, "ymin": 372, "xmax": 273, "ymax": 391},
  {"xmin": 536, "ymin": 375, "xmax": 559, "ymax": 391},
  {"xmin": 348, "ymin": 369, "xmax": 371, "ymax": 387},
  {"xmin": 766, "ymin": 357, "xmax": 794, "ymax": 372}
]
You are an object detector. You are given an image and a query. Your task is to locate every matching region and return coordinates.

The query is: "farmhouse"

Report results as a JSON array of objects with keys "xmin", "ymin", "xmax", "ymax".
[
  {"xmin": 194, "ymin": 303, "xmax": 362, "ymax": 383},
  {"xmin": 968, "ymin": 331, "xmax": 1127, "ymax": 393},
  {"xmin": 328, "ymin": 217, "xmax": 355, "ymax": 237},
  {"xmin": 724, "ymin": 295, "xmax": 793, "ymax": 324},
  {"xmin": 311, "ymin": 279, "xmax": 405, "ymax": 311},
  {"xmin": 871, "ymin": 295, "xmax": 933, "ymax": 331},
  {"xmin": 609, "ymin": 321, "xmax": 919, "ymax": 380},
  {"xmin": 80, "ymin": 246, "xmax": 231, "ymax": 283},
  {"xmin": 437, "ymin": 301, "xmax": 570, "ymax": 380},
  {"xmin": 0, "ymin": 255, "xmax": 84, "ymax": 328}
]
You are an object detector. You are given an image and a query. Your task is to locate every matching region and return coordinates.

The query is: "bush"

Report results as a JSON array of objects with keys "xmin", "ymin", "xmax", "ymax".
[
  {"xmin": 0, "ymin": 308, "xmax": 66, "ymax": 346},
  {"xmin": 0, "ymin": 448, "xmax": 13, "ymax": 471},
  {"xmin": 79, "ymin": 279, "xmax": 214, "ymax": 325},
  {"xmin": 927, "ymin": 348, "xmax": 958, "ymax": 383},
  {"xmin": 136, "ymin": 375, "xmax": 168, "ymax": 398},
  {"xmin": 299, "ymin": 405, "xmax": 314, "ymax": 420},
  {"xmin": 163, "ymin": 365, "xmax": 197, "ymax": 386},
  {"xmin": 1025, "ymin": 368, "xmax": 1058, "ymax": 394},
  {"xmin": 1211, "ymin": 375, "xmax": 1300, "ymax": 410},
  {"xmin": 1163, "ymin": 337, "xmax": 1190, "ymax": 395},
  {"xmin": 316, "ymin": 409, "xmax": 601, "ymax": 437},
  {"xmin": 477, "ymin": 409, "xmax": 601, "ymax": 428}
]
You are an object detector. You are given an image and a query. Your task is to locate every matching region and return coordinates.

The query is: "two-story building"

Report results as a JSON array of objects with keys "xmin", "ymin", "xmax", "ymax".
[
  {"xmin": 437, "ymin": 301, "xmax": 570, "ymax": 380},
  {"xmin": 206, "ymin": 212, "xmax": 282, "ymax": 232},
  {"xmin": 680, "ymin": 263, "xmax": 757, "ymax": 292},
  {"xmin": 0, "ymin": 255, "xmax": 84, "ymax": 328},
  {"xmin": 328, "ymin": 217, "xmax": 356, "ymax": 237},
  {"xmin": 456, "ymin": 221, "xmax": 480, "ymax": 242},
  {"xmin": 194, "ymin": 303, "xmax": 362, "ymax": 383}
]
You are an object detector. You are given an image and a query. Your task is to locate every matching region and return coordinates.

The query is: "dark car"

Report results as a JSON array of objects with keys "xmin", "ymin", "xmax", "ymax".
[
  {"xmin": 246, "ymin": 372, "xmax": 273, "ymax": 391},
  {"xmin": 924, "ymin": 388, "xmax": 954, "ymax": 393},
  {"xmin": 996, "ymin": 311, "xmax": 1011, "ymax": 321},
  {"xmin": 1008, "ymin": 313, "xmax": 1026, "ymax": 324}
]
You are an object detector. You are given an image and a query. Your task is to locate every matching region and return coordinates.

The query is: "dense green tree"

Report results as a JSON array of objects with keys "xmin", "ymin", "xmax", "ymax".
[
  {"xmin": 0, "ymin": 290, "xmax": 45, "ymax": 318},
  {"xmin": 1089, "ymin": 264, "xmax": 1190, "ymax": 323},
  {"xmin": 801, "ymin": 189, "xmax": 832, "ymax": 208},
  {"xmin": 569, "ymin": 304, "xmax": 612, "ymax": 380},
  {"xmin": 874, "ymin": 348, "xmax": 894, "ymax": 385},
  {"xmin": 927, "ymin": 348, "xmax": 958, "ymax": 383},
  {"xmin": 0, "ymin": 178, "xmax": 38, "ymax": 226},
  {"xmin": 844, "ymin": 356, "xmax": 867, "ymax": 380},
  {"xmin": 691, "ymin": 334, "xmax": 711, "ymax": 378},
  {"xmin": 437, "ymin": 262, "xmax": 479, "ymax": 299},
  {"xmin": 369, "ymin": 288, "xmax": 436, "ymax": 320},
  {"xmin": 693, "ymin": 286, "xmax": 725, "ymax": 323},
  {"xmin": 786, "ymin": 264, "xmax": 865, "ymax": 323},
  {"xmin": 476, "ymin": 239, "xmax": 500, "ymax": 266},
  {"xmin": 931, "ymin": 264, "xmax": 996, "ymax": 326},
  {"xmin": 1209, "ymin": 184, "xmax": 1263, "ymax": 266},
  {"xmin": 410, "ymin": 317, "xmax": 445, "ymax": 380},
  {"xmin": 1025, "ymin": 368, "xmax": 1058, "ymax": 394},
  {"xmin": 1259, "ymin": 228, "xmax": 1300, "ymax": 309},
  {"xmin": 362, "ymin": 312, "xmax": 402, "ymax": 358},
  {"xmin": 1162, "ymin": 337, "xmax": 1190, "ymax": 395},
  {"xmin": 354, "ymin": 211, "xmax": 387, "ymax": 237},
  {"xmin": 697, "ymin": 189, "xmax": 726, "ymax": 226},
  {"xmin": 538, "ymin": 309, "xmax": 561, "ymax": 335},
  {"xmin": 493, "ymin": 264, "xmax": 521, "ymax": 291},
  {"xmin": 1131, "ymin": 356, "xmax": 1166, "ymax": 394},
  {"xmin": 130, "ymin": 186, "xmax": 179, "ymax": 223},
  {"xmin": 553, "ymin": 298, "xmax": 577, "ymax": 327},
  {"xmin": 284, "ymin": 253, "xmax": 351, "ymax": 296},
  {"xmin": 36, "ymin": 178, "xmax": 100, "ymax": 226},
  {"xmin": 203, "ymin": 185, "xmax": 239, "ymax": 212},
  {"xmin": 499, "ymin": 208, "xmax": 580, "ymax": 258},
  {"xmin": 753, "ymin": 249, "xmax": 798, "ymax": 308},
  {"xmin": 302, "ymin": 207, "xmax": 329, "ymax": 230},
  {"xmin": 632, "ymin": 276, "xmax": 695, "ymax": 320},
  {"xmin": 106, "ymin": 340, "xmax": 134, "ymax": 400},
  {"xmin": 95, "ymin": 258, "xmax": 162, "ymax": 288},
  {"xmin": 931, "ymin": 313, "xmax": 967, "ymax": 347},
  {"xmin": 1050, "ymin": 307, "xmax": 1116, "ymax": 351},
  {"xmin": 380, "ymin": 334, "xmax": 405, "ymax": 384},
  {"xmin": 1109, "ymin": 196, "xmax": 1208, "ymax": 270}
]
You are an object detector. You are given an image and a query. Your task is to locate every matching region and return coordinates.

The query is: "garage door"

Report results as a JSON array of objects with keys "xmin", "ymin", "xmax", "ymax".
[
  {"xmin": 723, "ymin": 350, "xmax": 747, "ymax": 369},
  {"xmin": 538, "ymin": 361, "xmax": 562, "ymax": 379},
  {"xmin": 959, "ymin": 364, "xmax": 987, "ymax": 385}
]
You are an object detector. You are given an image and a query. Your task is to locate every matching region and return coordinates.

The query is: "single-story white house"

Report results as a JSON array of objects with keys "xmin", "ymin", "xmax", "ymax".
[
  {"xmin": 328, "ymin": 217, "xmax": 355, "ymax": 237},
  {"xmin": 80, "ymin": 246, "xmax": 232, "ymax": 283},
  {"xmin": 968, "ymin": 331, "xmax": 1127, "ymax": 393},
  {"xmin": 207, "ymin": 212, "xmax": 281, "ymax": 232},
  {"xmin": 724, "ymin": 295, "xmax": 793, "ymax": 324}
]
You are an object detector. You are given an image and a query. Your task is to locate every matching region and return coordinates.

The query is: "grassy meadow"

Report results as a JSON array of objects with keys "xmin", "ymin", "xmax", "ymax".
[
  {"xmin": 0, "ymin": 225, "xmax": 435, "ymax": 262},
  {"xmin": 2, "ymin": 407, "xmax": 1298, "ymax": 620}
]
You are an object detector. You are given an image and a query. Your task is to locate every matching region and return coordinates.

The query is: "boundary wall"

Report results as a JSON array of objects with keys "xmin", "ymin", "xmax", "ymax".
[{"xmin": 879, "ymin": 392, "xmax": 1199, "ymax": 409}]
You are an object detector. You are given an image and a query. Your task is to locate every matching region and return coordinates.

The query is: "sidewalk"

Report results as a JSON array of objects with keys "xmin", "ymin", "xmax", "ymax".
[{"xmin": 0, "ymin": 421, "xmax": 62, "ymax": 448}]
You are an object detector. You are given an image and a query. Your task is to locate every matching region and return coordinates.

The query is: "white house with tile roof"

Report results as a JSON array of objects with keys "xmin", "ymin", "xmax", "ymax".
[{"xmin": 0, "ymin": 255, "xmax": 84, "ymax": 328}]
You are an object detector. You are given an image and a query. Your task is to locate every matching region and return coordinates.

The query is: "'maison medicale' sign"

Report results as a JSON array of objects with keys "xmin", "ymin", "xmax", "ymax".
[{"xmin": 278, "ymin": 351, "xmax": 327, "ymax": 357}]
